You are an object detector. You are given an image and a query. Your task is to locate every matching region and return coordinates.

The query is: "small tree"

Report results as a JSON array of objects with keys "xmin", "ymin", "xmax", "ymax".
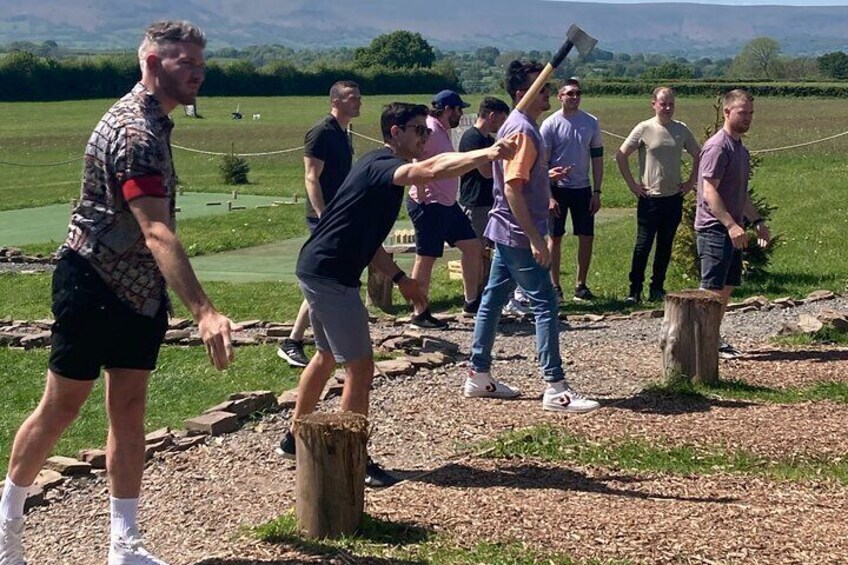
[
  {"xmin": 672, "ymin": 98, "xmax": 777, "ymax": 281},
  {"xmin": 353, "ymin": 30, "xmax": 435, "ymax": 69},
  {"xmin": 219, "ymin": 151, "xmax": 250, "ymax": 185}
]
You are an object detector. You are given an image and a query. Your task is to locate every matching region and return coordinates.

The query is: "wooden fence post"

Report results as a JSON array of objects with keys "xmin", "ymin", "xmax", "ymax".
[
  {"xmin": 660, "ymin": 289, "xmax": 724, "ymax": 385},
  {"xmin": 294, "ymin": 412, "xmax": 368, "ymax": 539}
]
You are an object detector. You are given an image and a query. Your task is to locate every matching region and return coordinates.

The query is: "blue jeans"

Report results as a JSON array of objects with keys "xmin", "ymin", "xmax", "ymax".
[{"xmin": 470, "ymin": 243, "xmax": 564, "ymax": 383}]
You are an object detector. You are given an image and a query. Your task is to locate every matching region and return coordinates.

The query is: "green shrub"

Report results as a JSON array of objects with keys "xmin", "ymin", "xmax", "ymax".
[{"xmin": 219, "ymin": 153, "xmax": 250, "ymax": 185}]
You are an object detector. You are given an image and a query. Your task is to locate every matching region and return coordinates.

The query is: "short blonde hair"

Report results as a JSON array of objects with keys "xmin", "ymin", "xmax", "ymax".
[
  {"xmin": 138, "ymin": 20, "xmax": 206, "ymax": 62},
  {"xmin": 722, "ymin": 88, "xmax": 753, "ymax": 109},
  {"xmin": 651, "ymin": 86, "xmax": 674, "ymax": 101}
]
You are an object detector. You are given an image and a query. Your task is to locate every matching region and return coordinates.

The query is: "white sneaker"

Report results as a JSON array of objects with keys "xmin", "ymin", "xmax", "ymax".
[
  {"xmin": 0, "ymin": 518, "xmax": 25, "ymax": 565},
  {"xmin": 108, "ymin": 528, "xmax": 168, "ymax": 565},
  {"xmin": 463, "ymin": 371, "xmax": 520, "ymax": 399},
  {"xmin": 542, "ymin": 384, "xmax": 600, "ymax": 414},
  {"xmin": 502, "ymin": 297, "xmax": 531, "ymax": 317}
]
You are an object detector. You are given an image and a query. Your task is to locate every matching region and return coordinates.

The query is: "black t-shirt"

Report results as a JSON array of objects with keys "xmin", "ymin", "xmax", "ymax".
[
  {"xmin": 303, "ymin": 114, "xmax": 353, "ymax": 218},
  {"xmin": 458, "ymin": 126, "xmax": 495, "ymax": 207},
  {"xmin": 296, "ymin": 147, "xmax": 407, "ymax": 287}
]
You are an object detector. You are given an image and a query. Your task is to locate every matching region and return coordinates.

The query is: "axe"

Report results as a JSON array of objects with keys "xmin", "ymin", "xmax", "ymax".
[{"xmin": 515, "ymin": 25, "xmax": 597, "ymax": 113}]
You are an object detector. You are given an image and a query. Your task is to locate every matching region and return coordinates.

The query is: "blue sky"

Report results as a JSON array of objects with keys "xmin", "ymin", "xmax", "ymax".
[{"xmin": 552, "ymin": 1, "xmax": 847, "ymax": 5}]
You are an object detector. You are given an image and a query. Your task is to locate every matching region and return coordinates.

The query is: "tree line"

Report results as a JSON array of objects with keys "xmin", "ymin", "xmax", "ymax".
[{"xmin": 1, "ymin": 31, "xmax": 846, "ymax": 101}]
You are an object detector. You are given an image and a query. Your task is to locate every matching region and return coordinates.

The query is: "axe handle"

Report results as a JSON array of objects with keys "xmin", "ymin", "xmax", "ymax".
[{"xmin": 514, "ymin": 41, "xmax": 575, "ymax": 113}]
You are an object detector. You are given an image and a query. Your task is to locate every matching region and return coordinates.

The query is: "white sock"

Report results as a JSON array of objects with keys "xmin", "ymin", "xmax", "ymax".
[
  {"xmin": 544, "ymin": 380, "xmax": 568, "ymax": 395},
  {"xmin": 0, "ymin": 476, "xmax": 29, "ymax": 520},
  {"xmin": 110, "ymin": 497, "xmax": 139, "ymax": 539}
]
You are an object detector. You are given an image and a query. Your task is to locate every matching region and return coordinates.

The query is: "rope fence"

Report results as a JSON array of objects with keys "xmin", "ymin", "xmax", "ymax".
[{"xmin": 1, "ymin": 127, "xmax": 847, "ymax": 167}]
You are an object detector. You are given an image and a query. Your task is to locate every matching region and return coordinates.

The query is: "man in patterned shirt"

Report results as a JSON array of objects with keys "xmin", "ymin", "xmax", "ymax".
[{"xmin": 0, "ymin": 21, "xmax": 237, "ymax": 565}]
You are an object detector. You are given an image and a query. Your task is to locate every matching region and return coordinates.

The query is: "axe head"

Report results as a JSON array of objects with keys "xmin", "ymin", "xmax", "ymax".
[{"xmin": 566, "ymin": 25, "xmax": 597, "ymax": 58}]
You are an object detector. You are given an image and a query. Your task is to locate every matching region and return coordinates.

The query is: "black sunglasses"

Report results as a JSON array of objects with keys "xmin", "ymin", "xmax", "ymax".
[
  {"xmin": 400, "ymin": 124, "xmax": 432, "ymax": 137},
  {"xmin": 563, "ymin": 90, "xmax": 582, "ymax": 98}
]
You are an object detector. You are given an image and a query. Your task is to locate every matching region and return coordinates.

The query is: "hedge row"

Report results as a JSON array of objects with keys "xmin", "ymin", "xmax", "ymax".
[{"xmin": 0, "ymin": 52, "xmax": 460, "ymax": 101}]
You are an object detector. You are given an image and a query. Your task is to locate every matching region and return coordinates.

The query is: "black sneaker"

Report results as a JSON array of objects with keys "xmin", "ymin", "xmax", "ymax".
[
  {"xmin": 554, "ymin": 285, "xmax": 565, "ymax": 305},
  {"xmin": 462, "ymin": 296, "xmax": 481, "ymax": 317},
  {"xmin": 719, "ymin": 341, "xmax": 743, "ymax": 360},
  {"xmin": 277, "ymin": 338, "xmax": 310, "ymax": 368},
  {"xmin": 573, "ymin": 284, "xmax": 595, "ymax": 302},
  {"xmin": 275, "ymin": 430, "xmax": 296, "ymax": 460},
  {"xmin": 410, "ymin": 309, "xmax": 449, "ymax": 330},
  {"xmin": 648, "ymin": 288, "xmax": 667, "ymax": 302},
  {"xmin": 623, "ymin": 293, "xmax": 640, "ymax": 306},
  {"xmin": 365, "ymin": 457, "xmax": 400, "ymax": 488}
]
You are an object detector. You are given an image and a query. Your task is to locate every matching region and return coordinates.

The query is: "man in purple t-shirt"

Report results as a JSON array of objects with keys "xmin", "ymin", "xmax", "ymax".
[
  {"xmin": 464, "ymin": 60, "xmax": 599, "ymax": 414},
  {"xmin": 696, "ymin": 89, "xmax": 771, "ymax": 358}
]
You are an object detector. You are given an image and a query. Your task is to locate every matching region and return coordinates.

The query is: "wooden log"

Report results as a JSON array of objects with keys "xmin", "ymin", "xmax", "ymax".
[
  {"xmin": 366, "ymin": 251, "xmax": 394, "ymax": 312},
  {"xmin": 660, "ymin": 289, "xmax": 724, "ymax": 385},
  {"xmin": 294, "ymin": 412, "xmax": 368, "ymax": 539}
]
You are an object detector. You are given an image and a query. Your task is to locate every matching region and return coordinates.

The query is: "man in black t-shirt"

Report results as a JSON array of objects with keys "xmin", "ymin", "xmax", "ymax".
[
  {"xmin": 278, "ymin": 80, "xmax": 361, "ymax": 368},
  {"xmin": 275, "ymin": 102, "xmax": 517, "ymax": 487},
  {"xmin": 459, "ymin": 96, "xmax": 510, "ymax": 282}
]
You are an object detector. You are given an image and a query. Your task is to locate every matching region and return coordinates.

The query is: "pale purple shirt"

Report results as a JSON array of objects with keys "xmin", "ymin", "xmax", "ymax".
[
  {"xmin": 540, "ymin": 110, "xmax": 602, "ymax": 189},
  {"xmin": 408, "ymin": 115, "xmax": 458, "ymax": 206},
  {"xmin": 484, "ymin": 110, "xmax": 550, "ymax": 249},
  {"xmin": 695, "ymin": 129, "xmax": 750, "ymax": 231}
]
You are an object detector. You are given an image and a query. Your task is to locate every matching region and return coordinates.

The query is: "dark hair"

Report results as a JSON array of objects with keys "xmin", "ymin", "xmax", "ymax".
[
  {"xmin": 560, "ymin": 78, "xmax": 581, "ymax": 93},
  {"xmin": 429, "ymin": 107, "xmax": 448, "ymax": 118},
  {"xmin": 330, "ymin": 80, "xmax": 360, "ymax": 100},
  {"xmin": 478, "ymin": 96, "xmax": 510, "ymax": 116},
  {"xmin": 381, "ymin": 102, "xmax": 429, "ymax": 141},
  {"xmin": 504, "ymin": 60, "xmax": 544, "ymax": 102}
]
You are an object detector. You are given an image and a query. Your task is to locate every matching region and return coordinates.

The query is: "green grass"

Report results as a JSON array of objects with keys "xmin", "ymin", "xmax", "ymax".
[
  {"xmin": 773, "ymin": 325, "xmax": 848, "ymax": 346},
  {"xmin": 649, "ymin": 378, "xmax": 848, "ymax": 405},
  {"xmin": 0, "ymin": 345, "xmax": 300, "ymax": 477},
  {"xmin": 481, "ymin": 425, "xmax": 848, "ymax": 485},
  {"xmin": 253, "ymin": 510, "xmax": 625, "ymax": 565}
]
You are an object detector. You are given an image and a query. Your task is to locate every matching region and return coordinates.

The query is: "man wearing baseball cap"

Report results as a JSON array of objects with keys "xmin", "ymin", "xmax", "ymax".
[{"xmin": 407, "ymin": 89, "xmax": 484, "ymax": 329}]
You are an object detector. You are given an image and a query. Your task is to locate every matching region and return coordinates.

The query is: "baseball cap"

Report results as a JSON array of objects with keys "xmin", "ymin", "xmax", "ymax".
[{"xmin": 432, "ymin": 90, "xmax": 470, "ymax": 109}]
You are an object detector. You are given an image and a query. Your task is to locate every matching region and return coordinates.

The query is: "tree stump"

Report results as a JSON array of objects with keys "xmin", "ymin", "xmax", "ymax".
[
  {"xmin": 294, "ymin": 411, "xmax": 368, "ymax": 539},
  {"xmin": 660, "ymin": 290, "xmax": 724, "ymax": 385},
  {"xmin": 366, "ymin": 252, "xmax": 394, "ymax": 312}
]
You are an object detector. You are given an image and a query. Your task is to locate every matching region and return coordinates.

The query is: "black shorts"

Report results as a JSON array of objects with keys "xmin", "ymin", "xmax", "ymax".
[
  {"xmin": 696, "ymin": 225, "xmax": 743, "ymax": 290},
  {"xmin": 407, "ymin": 200, "xmax": 477, "ymax": 258},
  {"xmin": 549, "ymin": 186, "xmax": 595, "ymax": 237},
  {"xmin": 49, "ymin": 252, "xmax": 169, "ymax": 381}
]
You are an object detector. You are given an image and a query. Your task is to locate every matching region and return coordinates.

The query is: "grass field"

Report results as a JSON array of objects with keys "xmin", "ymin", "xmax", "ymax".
[{"xmin": 0, "ymin": 92, "xmax": 846, "ymax": 470}]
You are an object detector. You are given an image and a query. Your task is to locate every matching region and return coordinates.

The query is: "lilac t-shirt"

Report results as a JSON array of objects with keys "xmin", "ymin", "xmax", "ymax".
[
  {"xmin": 484, "ymin": 110, "xmax": 550, "ymax": 249},
  {"xmin": 540, "ymin": 110, "xmax": 602, "ymax": 189},
  {"xmin": 695, "ymin": 129, "xmax": 750, "ymax": 231},
  {"xmin": 408, "ymin": 115, "xmax": 458, "ymax": 206}
]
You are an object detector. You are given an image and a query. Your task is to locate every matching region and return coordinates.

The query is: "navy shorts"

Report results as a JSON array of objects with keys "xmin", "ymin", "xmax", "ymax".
[
  {"xmin": 49, "ymin": 252, "xmax": 168, "ymax": 381},
  {"xmin": 697, "ymin": 225, "xmax": 743, "ymax": 290},
  {"xmin": 407, "ymin": 200, "xmax": 477, "ymax": 258},
  {"xmin": 549, "ymin": 186, "xmax": 595, "ymax": 237}
]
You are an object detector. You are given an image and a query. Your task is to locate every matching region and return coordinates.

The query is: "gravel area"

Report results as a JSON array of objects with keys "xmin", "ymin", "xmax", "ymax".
[{"xmin": 14, "ymin": 295, "xmax": 848, "ymax": 564}]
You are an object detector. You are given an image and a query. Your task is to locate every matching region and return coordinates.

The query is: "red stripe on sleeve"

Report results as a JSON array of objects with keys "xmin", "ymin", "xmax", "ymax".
[{"xmin": 122, "ymin": 175, "xmax": 167, "ymax": 201}]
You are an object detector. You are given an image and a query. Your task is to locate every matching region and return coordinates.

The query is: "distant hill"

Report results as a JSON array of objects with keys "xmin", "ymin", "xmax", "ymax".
[{"xmin": 1, "ymin": 0, "xmax": 847, "ymax": 57}]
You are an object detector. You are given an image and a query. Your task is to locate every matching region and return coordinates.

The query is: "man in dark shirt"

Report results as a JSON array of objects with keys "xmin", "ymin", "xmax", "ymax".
[
  {"xmin": 278, "ymin": 81, "xmax": 361, "ymax": 368},
  {"xmin": 275, "ymin": 102, "xmax": 516, "ymax": 487}
]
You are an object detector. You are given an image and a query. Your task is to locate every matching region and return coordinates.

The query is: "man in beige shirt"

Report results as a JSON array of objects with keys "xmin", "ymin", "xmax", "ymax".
[{"xmin": 615, "ymin": 86, "xmax": 700, "ymax": 304}]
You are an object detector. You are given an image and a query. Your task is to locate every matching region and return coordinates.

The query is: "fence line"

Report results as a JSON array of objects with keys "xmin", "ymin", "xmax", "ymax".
[{"xmin": 2, "ymin": 128, "xmax": 847, "ymax": 167}]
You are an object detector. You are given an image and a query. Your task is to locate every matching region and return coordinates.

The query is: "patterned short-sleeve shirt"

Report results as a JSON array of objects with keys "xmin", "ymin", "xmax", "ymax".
[{"xmin": 60, "ymin": 83, "xmax": 176, "ymax": 317}]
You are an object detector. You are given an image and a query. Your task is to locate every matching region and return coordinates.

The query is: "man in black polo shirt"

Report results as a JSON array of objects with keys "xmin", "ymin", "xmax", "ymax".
[
  {"xmin": 459, "ymin": 96, "xmax": 510, "ymax": 283},
  {"xmin": 278, "ymin": 80, "xmax": 361, "ymax": 368},
  {"xmin": 275, "ymin": 102, "xmax": 516, "ymax": 487}
]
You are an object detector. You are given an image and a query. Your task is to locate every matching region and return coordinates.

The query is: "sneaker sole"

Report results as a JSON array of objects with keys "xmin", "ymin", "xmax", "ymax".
[
  {"xmin": 463, "ymin": 390, "xmax": 521, "ymax": 399},
  {"xmin": 276, "ymin": 347, "xmax": 308, "ymax": 368},
  {"xmin": 542, "ymin": 403, "xmax": 600, "ymax": 414},
  {"xmin": 409, "ymin": 322, "xmax": 449, "ymax": 330},
  {"xmin": 274, "ymin": 447, "xmax": 296, "ymax": 460}
]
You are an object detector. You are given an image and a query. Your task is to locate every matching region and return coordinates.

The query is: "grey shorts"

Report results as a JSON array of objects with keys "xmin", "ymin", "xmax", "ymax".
[
  {"xmin": 298, "ymin": 276, "xmax": 373, "ymax": 364},
  {"xmin": 462, "ymin": 205, "xmax": 492, "ymax": 243}
]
